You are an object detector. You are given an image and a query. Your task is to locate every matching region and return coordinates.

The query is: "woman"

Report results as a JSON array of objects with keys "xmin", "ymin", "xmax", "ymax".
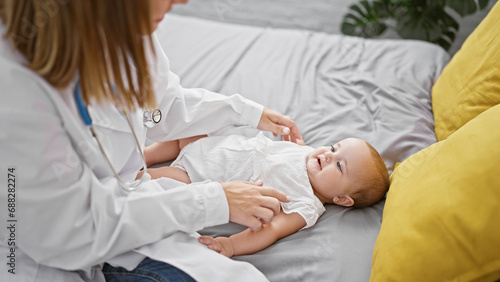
[{"xmin": 0, "ymin": 0, "xmax": 302, "ymax": 281}]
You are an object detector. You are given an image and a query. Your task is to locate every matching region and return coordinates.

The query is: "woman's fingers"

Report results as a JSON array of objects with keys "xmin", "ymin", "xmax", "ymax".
[
  {"xmin": 295, "ymin": 138, "xmax": 306, "ymax": 146},
  {"xmin": 242, "ymin": 215, "xmax": 265, "ymax": 232},
  {"xmin": 221, "ymin": 181, "xmax": 290, "ymax": 231},
  {"xmin": 258, "ymin": 187, "xmax": 291, "ymax": 204},
  {"xmin": 257, "ymin": 108, "xmax": 303, "ymax": 143},
  {"xmin": 247, "ymin": 180, "xmax": 263, "ymax": 186},
  {"xmin": 286, "ymin": 118, "xmax": 302, "ymax": 143}
]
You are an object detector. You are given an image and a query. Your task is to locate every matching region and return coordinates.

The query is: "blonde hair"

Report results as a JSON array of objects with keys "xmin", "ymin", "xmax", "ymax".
[
  {"xmin": 350, "ymin": 141, "xmax": 390, "ymax": 208},
  {"xmin": 1, "ymin": 0, "xmax": 156, "ymax": 110}
]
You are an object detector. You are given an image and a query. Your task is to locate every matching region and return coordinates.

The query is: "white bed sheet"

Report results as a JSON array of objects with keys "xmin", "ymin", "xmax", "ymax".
[{"xmin": 155, "ymin": 14, "xmax": 449, "ymax": 281}]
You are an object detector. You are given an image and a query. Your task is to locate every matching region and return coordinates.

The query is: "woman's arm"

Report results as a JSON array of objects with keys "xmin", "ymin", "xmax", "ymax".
[
  {"xmin": 147, "ymin": 35, "xmax": 301, "ymax": 143},
  {"xmin": 146, "ymin": 36, "xmax": 263, "ymax": 142},
  {"xmin": 199, "ymin": 212, "xmax": 306, "ymax": 257},
  {"xmin": 0, "ymin": 80, "xmax": 231, "ymax": 270},
  {"xmin": 0, "ymin": 70, "xmax": 286, "ymax": 270}
]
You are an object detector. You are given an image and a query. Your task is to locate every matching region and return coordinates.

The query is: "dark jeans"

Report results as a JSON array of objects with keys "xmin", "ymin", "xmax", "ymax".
[{"xmin": 103, "ymin": 257, "xmax": 196, "ymax": 282}]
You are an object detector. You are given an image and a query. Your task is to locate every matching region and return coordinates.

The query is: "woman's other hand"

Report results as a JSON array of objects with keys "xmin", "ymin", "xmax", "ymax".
[
  {"xmin": 257, "ymin": 108, "xmax": 303, "ymax": 143},
  {"xmin": 221, "ymin": 181, "xmax": 290, "ymax": 232}
]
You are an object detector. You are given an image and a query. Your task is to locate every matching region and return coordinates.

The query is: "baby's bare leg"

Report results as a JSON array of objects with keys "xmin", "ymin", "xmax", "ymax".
[
  {"xmin": 144, "ymin": 140, "xmax": 181, "ymax": 166},
  {"xmin": 141, "ymin": 135, "xmax": 207, "ymax": 183},
  {"xmin": 137, "ymin": 166, "xmax": 191, "ymax": 184},
  {"xmin": 178, "ymin": 135, "xmax": 207, "ymax": 150},
  {"xmin": 145, "ymin": 135, "xmax": 207, "ymax": 166}
]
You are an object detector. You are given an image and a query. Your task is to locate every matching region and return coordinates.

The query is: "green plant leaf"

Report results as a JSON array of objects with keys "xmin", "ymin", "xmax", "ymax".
[
  {"xmin": 341, "ymin": 19, "xmax": 388, "ymax": 38},
  {"xmin": 396, "ymin": 13, "xmax": 435, "ymax": 41},
  {"xmin": 341, "ymin": 0, "xmax": 479, "ymax": 51},
  {"xmin": 435, "ymin": 37, "xmax": 452, "ymax": 51},
  {"xmin": 443, "ymin": 30, "xmax": 456, "ymax": 43},
  {"xmin": 441, "ymin": 10, "xmax": 460, "ymax": 30},
  {"xmin": 394, "ymin": 6, "xmax": 458, "ymax": 50},
  {"xmin": 395, "ymin": 6, "xmax": 438, "ymax": 41},
  {"xmin": 446, "ymin": 0, "xmax": 477, "ymax": 16},
  {"xmin": 350, "ymin": 3, "xmax": 369, "ymax": 18},
  {"xmin": 341, "ymin": 1, "xmax": 389, "ymax": 38},
  {"xmin": 478, "ymin": 0, "xmax": 490, "ymax": 10}
]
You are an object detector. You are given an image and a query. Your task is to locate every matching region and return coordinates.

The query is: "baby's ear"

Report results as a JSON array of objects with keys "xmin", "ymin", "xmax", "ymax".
[{"xmin": 333, "ymin": 195, "xmax": 354, "ymax": 207}]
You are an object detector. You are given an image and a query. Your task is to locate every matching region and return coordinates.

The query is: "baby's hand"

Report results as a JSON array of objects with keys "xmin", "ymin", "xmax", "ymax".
[{"xmin": 198, "ymin": 236, "xmax": 234, "ymax": 257}]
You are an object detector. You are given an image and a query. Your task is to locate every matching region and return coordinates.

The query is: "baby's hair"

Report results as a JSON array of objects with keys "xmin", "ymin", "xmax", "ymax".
[{"xmin": 350, "ymin": 141, "xmax": 389, "ymax": 208}]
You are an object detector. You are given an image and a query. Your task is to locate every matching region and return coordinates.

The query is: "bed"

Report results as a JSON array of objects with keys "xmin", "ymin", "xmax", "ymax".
[
  {"xmin": 158, "ymin": 0, "xmax": 500, "ymax": 282},
  {"xmin": 154, "ymin": 12, "xmax": 448, "ymax": 282}
]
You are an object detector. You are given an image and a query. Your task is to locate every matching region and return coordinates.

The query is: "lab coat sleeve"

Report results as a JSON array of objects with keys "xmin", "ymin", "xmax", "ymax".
[
  {"xmin": 146, "ymin": 34, "xmax": 264, "ymax": 142},
  {"xmin": 0, "ymin": 75, "xmax": 228, "ymax": 271}
]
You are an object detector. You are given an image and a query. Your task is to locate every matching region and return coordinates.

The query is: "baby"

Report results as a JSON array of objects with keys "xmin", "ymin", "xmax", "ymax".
[{"xmin": 142, "ymin": 133, "xmax": 389, "ymax": 257}]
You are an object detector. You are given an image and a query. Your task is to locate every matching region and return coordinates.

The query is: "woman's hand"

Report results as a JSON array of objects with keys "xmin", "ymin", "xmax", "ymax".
[
  {"xmin": 257, "ymin": 108, "xmax": 303, "ymax": 143},
  {"xmin": 221, "ymin": 181, "xmax": 290, "ymax": 231}
]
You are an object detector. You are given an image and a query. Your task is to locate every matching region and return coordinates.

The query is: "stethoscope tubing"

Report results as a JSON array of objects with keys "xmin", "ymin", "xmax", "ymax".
[{"xmin": 74, "ymin": 82, "xmax": 151, "ymax": 191}]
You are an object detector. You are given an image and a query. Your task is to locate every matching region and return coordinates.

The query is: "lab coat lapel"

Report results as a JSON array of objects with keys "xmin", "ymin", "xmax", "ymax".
[{"xmin": 40, "ymin": 83, "xmax": 115, "ymax": 179}]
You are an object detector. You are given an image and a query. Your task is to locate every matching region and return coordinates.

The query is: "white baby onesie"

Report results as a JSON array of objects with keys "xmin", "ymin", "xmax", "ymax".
[{"xmin": 171, "ymin": 132, "xmax": 326, "ymax": 229}]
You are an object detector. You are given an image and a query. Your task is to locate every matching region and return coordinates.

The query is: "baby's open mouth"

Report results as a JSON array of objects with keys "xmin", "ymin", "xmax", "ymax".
[{"xmin": 317, "ymin": 157, "xmax": 322, "ymax": 169}]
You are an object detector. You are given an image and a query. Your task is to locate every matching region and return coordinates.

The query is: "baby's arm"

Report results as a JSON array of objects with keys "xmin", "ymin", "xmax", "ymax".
[{"xmin": 198, "ymin": 211, "xmax": 306, "ymax": 257}]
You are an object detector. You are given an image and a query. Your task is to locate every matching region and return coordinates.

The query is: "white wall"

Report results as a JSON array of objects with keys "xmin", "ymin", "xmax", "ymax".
[{"xmin": 171, "ymin": 0, "xmax": 497, "ymax": 55}]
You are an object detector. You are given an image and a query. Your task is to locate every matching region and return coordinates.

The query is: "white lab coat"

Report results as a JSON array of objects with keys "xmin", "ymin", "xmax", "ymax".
[{"xmin": 0, "ymin": 21, "xmax": 268, "ymax": 282}]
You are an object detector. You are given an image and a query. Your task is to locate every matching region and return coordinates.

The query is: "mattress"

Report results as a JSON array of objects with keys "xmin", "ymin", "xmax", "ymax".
[{"xmin": 155, "ymin": 14, "xmax": 450, "ymax": 281}]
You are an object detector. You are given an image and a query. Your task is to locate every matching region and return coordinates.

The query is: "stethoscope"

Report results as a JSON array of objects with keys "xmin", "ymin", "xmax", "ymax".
[{"xmin": 74, "ymin": 82, "xmax": 161, "ymax": 191}]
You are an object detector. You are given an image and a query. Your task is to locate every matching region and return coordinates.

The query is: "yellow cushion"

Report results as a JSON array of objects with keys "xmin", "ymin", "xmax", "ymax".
[
  {"xmin": 432, "ymin": 1, "xmax": 500, "ymax": 141},
  {"xmin": 371, "ymin": 104, "xmax": 500, "ymax": 282}
]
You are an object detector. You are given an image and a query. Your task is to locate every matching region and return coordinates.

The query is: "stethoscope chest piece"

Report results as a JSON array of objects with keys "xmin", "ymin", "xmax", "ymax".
[{"xmin": 143, "ymin": 108, "xmax": 162, "ymax": 128}]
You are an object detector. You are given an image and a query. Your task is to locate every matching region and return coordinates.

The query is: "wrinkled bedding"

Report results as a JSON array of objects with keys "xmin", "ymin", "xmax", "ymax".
[{"xmin": 155, "ymin": 14, "xmax": 449, "ymax": 282}]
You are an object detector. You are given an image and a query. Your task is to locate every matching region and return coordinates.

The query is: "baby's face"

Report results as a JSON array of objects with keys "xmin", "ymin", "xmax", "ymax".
[{"xmin": 306, "ymin": 138, "xmax": 371, "ymax": 204}]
